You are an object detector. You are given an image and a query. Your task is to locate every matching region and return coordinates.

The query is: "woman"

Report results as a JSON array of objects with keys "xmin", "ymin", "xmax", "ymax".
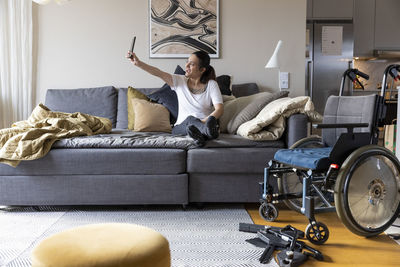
[{"xmin": 127, "ymin": 50, "xmax": 224, "ymax": 146}]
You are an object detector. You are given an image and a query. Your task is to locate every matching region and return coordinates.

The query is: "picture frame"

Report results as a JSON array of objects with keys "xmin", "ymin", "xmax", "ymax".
[{"xmin": 149, "ymin": 0, "xmax": 219, "ymax": 58}]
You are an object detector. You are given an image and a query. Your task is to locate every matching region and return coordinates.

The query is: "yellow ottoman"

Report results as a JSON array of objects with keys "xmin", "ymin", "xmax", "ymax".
[{"xmin": 31, "ymin": 223, "xmax": 170, "ymax": 267}]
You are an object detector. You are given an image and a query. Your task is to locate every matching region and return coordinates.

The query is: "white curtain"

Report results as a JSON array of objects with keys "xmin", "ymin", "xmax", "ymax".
[{"xmin": 0, "ymin": 0, "xmax": 32, "ymax": 129}]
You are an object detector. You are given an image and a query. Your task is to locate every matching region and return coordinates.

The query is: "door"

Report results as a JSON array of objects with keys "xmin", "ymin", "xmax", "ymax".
[{"xmin": 312, "ymin": 22, "xmax": 354, "ymax": 114}]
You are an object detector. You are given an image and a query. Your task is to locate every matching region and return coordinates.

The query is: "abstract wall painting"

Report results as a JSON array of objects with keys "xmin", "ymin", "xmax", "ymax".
[{"xmin": 150, "ymin": 0, "xmax": 219, "ymax": 58}]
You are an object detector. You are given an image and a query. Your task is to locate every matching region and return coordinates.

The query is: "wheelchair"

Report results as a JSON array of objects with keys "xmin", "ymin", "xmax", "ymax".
[{"xmin": 259, "ymin": 65, "xmax": 400, "ymax": 245}]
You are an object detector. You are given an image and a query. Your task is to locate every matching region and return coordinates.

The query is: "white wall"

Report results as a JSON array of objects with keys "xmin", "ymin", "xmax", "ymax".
[{"xmin": 33, "ymin": 0, "xmax": 306, "ymax": 105}]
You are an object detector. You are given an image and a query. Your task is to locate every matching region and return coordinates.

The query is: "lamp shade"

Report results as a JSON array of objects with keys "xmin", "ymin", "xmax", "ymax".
[
  {"xmin": 32, "ymin": 0, "xmax": 71, "ymax": 5},
  {"xmin": 32, "ymin": 0, "xmax": 52, "ymax": 4},
  {"xmin": 265, "ymin": 40, "xmax": 283, "ymax": 69}
]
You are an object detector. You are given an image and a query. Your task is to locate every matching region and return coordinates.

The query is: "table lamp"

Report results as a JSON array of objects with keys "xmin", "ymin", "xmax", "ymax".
[{"xmin": 265, "ymin": 40, "xmax": 283, "ymax": 90}]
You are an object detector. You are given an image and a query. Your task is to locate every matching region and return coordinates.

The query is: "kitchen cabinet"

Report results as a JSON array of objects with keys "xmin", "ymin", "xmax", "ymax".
[
  {"xmin": 311, "ymin": 0, "xmax": 354, "ymax": 19},
  {"xmin": 374, "ymin": 0, "xmax": 400, "ymax": 49},
  {"xmin": 353, "ymin": 0, "xmax": 375, "ymax": 57},
  {"xmin": 354, "ymin": 0, "xmax": 400, "ymax": 57},
  {"xmin": 307, "ymin": 0, "xmax": 313, "ymax": 18}
]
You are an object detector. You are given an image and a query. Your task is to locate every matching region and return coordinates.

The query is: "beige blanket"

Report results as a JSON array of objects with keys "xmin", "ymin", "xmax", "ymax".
[
  {"xmin": 0, "ymin": 104, "xmax": 112, "ymax": 167},
  {"xmin": 237, "ymin": 96, "xmax": 322, "ymax": 141}
]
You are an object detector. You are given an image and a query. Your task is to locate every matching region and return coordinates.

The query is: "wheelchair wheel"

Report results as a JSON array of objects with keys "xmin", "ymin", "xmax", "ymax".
[
  {"xmin": 259, "ymin": 202, "xmax": 279, "ymax": 221},
  {"xmin": 305, "ymin": 221, "xmax": 329, "ymax": 245},
  {"xmin": 335, "ymin": 145, "xmax": 400, "ymax": 237},
  {"xmin": 278, "ymin": 136, "xmax": 324, "ymax": 212}
]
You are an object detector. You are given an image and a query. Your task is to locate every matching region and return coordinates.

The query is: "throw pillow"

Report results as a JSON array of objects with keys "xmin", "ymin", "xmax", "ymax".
[
  {"xmin": 131, "ymin": 98, "xmax": 172, "ymax": 133},
  {"xmin": 216, "ymin": 75, "xmax": 232, "ymax": 95},
  {"xmin": 147, "ymin": 65, "xmax": 185, "ymax": 125},
  {"xmin": 219, "ymin": 91, "xmax": 289, "ymax": 133},
  {"xmin": 227, "ymin": 91, "xmax": 289, "ymax": 134},
  {"xmin": 231, "ymin": 83, "xmax": 260, "ymax": 98},
  {"xmin": 127, "ymin": 87, "xmax": 149, "ymax": 130}
]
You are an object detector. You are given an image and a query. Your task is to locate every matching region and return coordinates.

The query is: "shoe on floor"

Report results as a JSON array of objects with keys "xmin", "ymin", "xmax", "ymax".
[
  {"xmin": 187, "ymin": 125, "xmax": 206, "ymax": 146},
  {"xmin": 205, "ymin": 116, "xmax": 219, "ymax": 139}
]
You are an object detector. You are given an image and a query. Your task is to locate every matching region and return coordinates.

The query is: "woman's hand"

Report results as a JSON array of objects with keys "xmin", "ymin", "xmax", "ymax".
[{"xmin": 127, "ymin": 51, "xmax": 140, "ymax": 66}]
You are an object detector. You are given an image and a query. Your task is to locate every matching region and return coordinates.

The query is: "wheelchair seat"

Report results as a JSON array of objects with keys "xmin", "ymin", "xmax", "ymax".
[{"xmin": 274, "ymin": 147, "xmax": 332, "ymax": 171}]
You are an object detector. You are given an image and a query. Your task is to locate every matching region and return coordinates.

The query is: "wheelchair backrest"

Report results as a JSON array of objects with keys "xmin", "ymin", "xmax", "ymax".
[{"xmin": 322, "ymin": 94, "xmax": 378, "ymax": 147}]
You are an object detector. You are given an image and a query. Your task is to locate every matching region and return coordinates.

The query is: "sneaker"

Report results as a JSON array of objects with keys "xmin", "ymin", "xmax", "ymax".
[
  {"xmin": 187, "ymin": 125, "xmax": 206, "ymax": 146},
  {"xmin": 205, "ymin": 116, "xmax": 219, "ymax": 139}
]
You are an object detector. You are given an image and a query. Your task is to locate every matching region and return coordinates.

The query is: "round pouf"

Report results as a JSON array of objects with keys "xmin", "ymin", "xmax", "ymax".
[{"xmin": 31, "ymin": 223, "xmax": 170, "ymax": 267}]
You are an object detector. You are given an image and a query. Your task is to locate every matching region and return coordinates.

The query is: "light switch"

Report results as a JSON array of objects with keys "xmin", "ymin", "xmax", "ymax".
[{"xmin": 279, "ymin": 72, "xmax": 289, "ymax": 89}]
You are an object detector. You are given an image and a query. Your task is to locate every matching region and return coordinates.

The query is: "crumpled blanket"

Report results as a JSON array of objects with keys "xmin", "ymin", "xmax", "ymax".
[
  {"xmin": 237, "ymin": 96, "xmax": 322, "ymax": 141},
  {"xmin": 0, "ymin": 103, "xmax": 112, "ymax": 167}
]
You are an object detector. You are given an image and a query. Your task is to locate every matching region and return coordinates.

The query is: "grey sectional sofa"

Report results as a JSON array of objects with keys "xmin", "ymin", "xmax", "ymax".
[{"xmin": 0, "ymin": 85, "xmax": 308, "ymax": 206}]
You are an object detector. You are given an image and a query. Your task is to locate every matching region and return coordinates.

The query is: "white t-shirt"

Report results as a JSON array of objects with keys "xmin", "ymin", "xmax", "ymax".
[{"xmin": 172, "ymin": 74, "xmax": 223, "ymax": 125}]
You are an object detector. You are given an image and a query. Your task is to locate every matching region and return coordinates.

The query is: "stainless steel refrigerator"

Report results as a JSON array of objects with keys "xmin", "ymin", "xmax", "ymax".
[{"xmin": 306, "ymin": 20, "xmax": 354, "ymax": 115}]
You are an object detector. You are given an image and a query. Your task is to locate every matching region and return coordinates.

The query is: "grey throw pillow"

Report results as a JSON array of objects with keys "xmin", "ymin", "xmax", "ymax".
[
  {"xmin": 227, "ymin": 91, "xmax": 289, "ymax": 134},
  {"xmin": 219, "ymin": 92, "xmax": 267, "ymax": 133},
  {"xmin": 231, "ymin": 83, "xmax": 260, "ymax": 97},
  {"xmin": 219, "ymin": 91, "xmax": 289, "ymax": 134}
]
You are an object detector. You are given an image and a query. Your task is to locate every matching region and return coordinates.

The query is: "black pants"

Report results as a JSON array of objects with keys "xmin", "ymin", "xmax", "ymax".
[{"xmin": 172, "ymin": 115, "xmax": 212, "ymax": 136}]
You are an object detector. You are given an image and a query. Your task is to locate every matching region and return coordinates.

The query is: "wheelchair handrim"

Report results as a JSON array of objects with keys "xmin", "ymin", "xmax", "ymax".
[{"xmin": 341, "ymin": 148, "xmax": 400, "ymax": 235}]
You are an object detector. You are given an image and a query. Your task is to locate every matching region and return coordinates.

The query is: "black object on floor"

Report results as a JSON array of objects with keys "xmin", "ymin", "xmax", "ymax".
[{"xmin": 240, "ymin": 223, "xmax": 324, "ymax": 266}]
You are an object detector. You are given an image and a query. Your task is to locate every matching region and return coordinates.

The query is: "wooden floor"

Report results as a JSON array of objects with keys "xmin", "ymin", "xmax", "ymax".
[{"xmin": 245, "ymin": 204, "xmax": 400, "ymax": 266}]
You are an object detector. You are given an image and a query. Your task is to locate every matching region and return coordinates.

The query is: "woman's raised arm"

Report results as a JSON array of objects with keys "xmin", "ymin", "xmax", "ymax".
[{"xmin": 127, "ymin": 52, "xmax": 173, "ymax": 87}]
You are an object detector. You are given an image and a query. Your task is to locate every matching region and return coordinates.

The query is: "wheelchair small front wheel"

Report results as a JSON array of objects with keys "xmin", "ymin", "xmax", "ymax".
[
  {"xmin": 305, "ymin": 221, "xmax": 329, "ymax": 245},
  {"xmin": 335, "ymin": 145, "xmax": 400, "ymax": 237},
  {"xmin": 259, "ymin": 202, "xmax": 279, "ymax": 222}
]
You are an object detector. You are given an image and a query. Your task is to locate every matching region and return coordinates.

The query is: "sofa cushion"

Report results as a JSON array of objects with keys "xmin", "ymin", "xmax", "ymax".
[
  {"xmin": 127, "ymin": 87, "xmax": 149, "ymax": 130},
  {"xmin": 0, "ymin": 148, "xmax": 186, "ymax": 175},
  {"xmin": 45, "ymin": 86, "xmax": 118, "ymax": 128},
  {"xmin": 227, "ymin": 91, "xmax": 289, "ymax": 134},
  {"xmin": 231, "ymin": 83, "xmax": 259, "ymax": 98},
  {"xmin": 204, "ymin": 133, "xmax": 285, "ymax": 148},
  {"xmin": 219, "ymin": 91, "xmax": 287, "ymax": 133},
  {"xmin": 187, "ymin": 147, "xmax": 282, "ymax": 173},
  {"xmin": 132, "ymin": 98, "xmax": 172, "ymax": 133},
  {"xmin": 116, "ymin": 87, "xmax": 160, "ymax": 129}
]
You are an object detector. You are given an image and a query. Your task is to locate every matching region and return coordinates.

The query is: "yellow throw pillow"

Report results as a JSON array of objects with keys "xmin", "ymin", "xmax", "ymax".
[
  {"xmin": 127, "ymin": 86, "xmax": 149, "ymax": 130},
  {"xmin": 131, "ymin": 98, "xmax": 172, "ymax": 133}
]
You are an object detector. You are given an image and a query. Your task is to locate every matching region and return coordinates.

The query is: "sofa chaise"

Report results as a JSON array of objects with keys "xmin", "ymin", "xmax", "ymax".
[{"xmin": 0, "ymin": 85, "xmax": 308, "ymax": 206}]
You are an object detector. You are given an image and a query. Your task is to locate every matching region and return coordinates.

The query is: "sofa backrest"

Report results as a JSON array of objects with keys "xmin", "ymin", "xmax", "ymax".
[
  {"xmin": 44, "ymin": 83, "xmax": 261, "ymax": 130},
  {"xmin": 45, "ymin": 86, "xmax": 118, "ymax": 128}
]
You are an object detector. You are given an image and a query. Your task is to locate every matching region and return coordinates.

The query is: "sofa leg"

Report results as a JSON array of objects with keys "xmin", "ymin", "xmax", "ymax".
[
  {"xmin": 182, "ymin": 204, "xmax": 188, "ymax": 210},
  {"xmin": 0, "ymin": 205, "xmax": 12, "ymax": 211},
  {"xmin": 194, "ymin": 202, "xmax": 205, "ymax": 209}
]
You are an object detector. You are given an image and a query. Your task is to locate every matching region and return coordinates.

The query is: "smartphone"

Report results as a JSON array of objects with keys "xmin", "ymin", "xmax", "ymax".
[{"xmin": 129, "ymin": 36, "xmax": 136, "ymax": 58}]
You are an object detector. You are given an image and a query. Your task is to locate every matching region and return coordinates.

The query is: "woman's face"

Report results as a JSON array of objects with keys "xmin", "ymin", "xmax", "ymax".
[{"xmin": 185, "ymin": 54, "xmax": 205, "ymax": 79}]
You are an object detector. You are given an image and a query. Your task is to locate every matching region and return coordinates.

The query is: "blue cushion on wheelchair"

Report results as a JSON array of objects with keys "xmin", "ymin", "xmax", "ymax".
[{"xmin": 274, "ymin": 147, "xmax": 333, "ymax": 170}]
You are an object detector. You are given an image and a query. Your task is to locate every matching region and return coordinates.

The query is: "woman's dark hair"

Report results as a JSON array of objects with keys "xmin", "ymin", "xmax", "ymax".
[{"xmin": 193, "ymin": 50, "xmax": 216, "ymax": 83}]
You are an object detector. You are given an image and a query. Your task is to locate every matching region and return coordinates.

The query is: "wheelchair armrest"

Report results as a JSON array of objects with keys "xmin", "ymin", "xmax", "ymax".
[{"xmin": 312, "ymin": 123, "xmax": 369, "ymax": 134}]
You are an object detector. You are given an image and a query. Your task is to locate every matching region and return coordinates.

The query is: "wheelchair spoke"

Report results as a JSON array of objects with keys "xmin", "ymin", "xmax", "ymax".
[{"xmin": 348, "ymin": 193, "xmax": 368, "ymax": 207}]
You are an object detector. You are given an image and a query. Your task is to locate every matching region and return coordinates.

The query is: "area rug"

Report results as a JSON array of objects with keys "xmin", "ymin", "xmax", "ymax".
[{"xmin": 0, "ymin": 204, "xmax": 278, "ymax": 267}]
